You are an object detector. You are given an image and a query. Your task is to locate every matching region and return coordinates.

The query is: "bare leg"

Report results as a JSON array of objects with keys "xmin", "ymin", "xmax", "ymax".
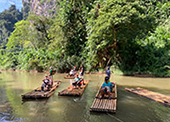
[
  {"xmin": 107, "ymin": 90, "xmax": 112, "ymax": 100},
  {"xmin": 100, "ymin": 89, "xmax": 105, "ymax": 99}
]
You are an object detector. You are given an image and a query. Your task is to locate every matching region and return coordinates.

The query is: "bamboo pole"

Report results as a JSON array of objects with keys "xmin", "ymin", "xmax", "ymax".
[
  {"xmin": 114, "ymin": 84, "xmax": 117, "ymax": 98},
  {"xmin": 113, "ymin": 99, "xmax": 117, "ymax": 111}
]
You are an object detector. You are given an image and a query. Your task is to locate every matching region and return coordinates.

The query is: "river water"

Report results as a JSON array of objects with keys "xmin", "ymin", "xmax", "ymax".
[{"xmin": 0, "ymin": 71, "xmax": 170, "ymax": 122}]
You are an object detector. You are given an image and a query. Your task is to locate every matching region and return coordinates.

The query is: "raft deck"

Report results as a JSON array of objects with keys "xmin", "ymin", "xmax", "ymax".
[
  {"xmin": 125, "ymin": 87, "xmax": 170, "ymax": 106},
  {"xmin": 58, "ymin": 80, "xmax": 89, "ymax": 96},
  {"xmin": 90, "ymin": 84, "xmax": 117, "ymax": 113},
  {"xmin": 22, "ymin": 81, "xmax": 61, "ymax": 99}
]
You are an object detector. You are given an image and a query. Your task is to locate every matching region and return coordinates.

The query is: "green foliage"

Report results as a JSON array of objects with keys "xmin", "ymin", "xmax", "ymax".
[
  {"xmin": 0, "ymin": 51, "xmax": 18, "ymax": 69},
  {"xmin": 0, "ymin": 0, "xmax": 170, "ymax": 77},
  {"xmin": 3, "ymin": 48, "xmax": 56, "ymax": 71},
  {"xmin": 57, "ymin": 0, "xmax": 89, "ymax": 56},
  {"xmin": 134, "ymin": 19, "xmax": 170, "ymax": 76},
  {"xmin": 84, "ymin": 0, "xmax": 170, "ymax": 76},
  {"xmin": 22, "ymin": 0, "xmax": 31, "ymax": 20},
  {"xmin": 48, "ymin": 0, "xmax": 94, "ymax": 72},
  {"xmin": 86, "ymin": 0, "xmax": 156, "ymax": 70},
  {"xmin": 0, "ymin": 5, "xmax": 23, "ymax": 48},
  {"xmin": 7, "ymin": 20, "xmax": 29, "ymax": 50},
  {"xmin": 55, "ymin": 55, "xmax": 81, "ymax": 73},
  {"xmin": 154, "ymin": 2, "xmax": 170, "ymax": 24},
  {"xmin": 7, "ymin": 15, "xmax": 54, "ymax": 50}
]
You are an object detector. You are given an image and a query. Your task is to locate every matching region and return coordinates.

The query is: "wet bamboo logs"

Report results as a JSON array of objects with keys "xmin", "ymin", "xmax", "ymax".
[
  {"xmin": 22, "ymin": 81, "xmax": 61, "ymax": 99},
  {"xmin": 58, "ymin": 80, "xmax": 90, "ymax": 96},
  {"xmin": 125, "ymin": 87, "xmax": 170, "ymax": 107},
  {"xmin": 90, "ymin": 84, "xmax": 117, "ymax": 113}
]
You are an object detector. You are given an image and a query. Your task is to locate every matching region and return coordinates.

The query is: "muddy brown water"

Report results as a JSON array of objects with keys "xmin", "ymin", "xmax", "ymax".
[{"xmin": 0, "ymin": 71, "xmax": 170, "ymax": 122}]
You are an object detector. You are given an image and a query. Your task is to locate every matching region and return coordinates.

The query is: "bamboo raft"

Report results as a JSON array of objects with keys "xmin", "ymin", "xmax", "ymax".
[
  {"xmin": 125, "ymin": 87, "xmax": 170, "ymax": 106},
  {"xmin": 22, "ymin": 81, "xmax": 61, "ymax": 99},
  {"xmin": 58, "ymin": 80, "xmax": 89, "ymax": 96},
  {"xmin": 90, "ymin": 84, "xmax": 117, "ymax": 113}
]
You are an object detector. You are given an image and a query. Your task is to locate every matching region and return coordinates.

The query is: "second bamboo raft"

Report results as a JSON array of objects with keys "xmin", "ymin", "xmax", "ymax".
[
  {"xmin": 125, "ymin": 87, "xmax": 170, "ymax": 106},
  {"xmin": 90, "ymin": 83, "xmax": 117, "ymax": 113},
  {"xmin": 58, "ymin": 80, "xmax": 89, "ymax": 96}
]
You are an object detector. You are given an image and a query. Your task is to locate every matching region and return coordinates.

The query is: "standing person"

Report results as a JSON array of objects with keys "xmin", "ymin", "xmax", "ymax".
[
  {"xmin": 79, "ymin": 64, "xmax": 85, "ymax": 85},
  {"xmin": 79, "ymin": 65, "xmax": 84, "ymax": 78},
  {"xmin": 49, "ymin": 66, "xmax": 54, "ymax": 85},
  {"xmin": 106, "ymin": 66, "xmax": 111, "ymax": 80},
  {"xmin": 73, "ymin": 66, "xmax": 76, "ymax": 71},
  {"xmin": 73, "ymin": 66, "xmax": 77, "ymax": 74}
]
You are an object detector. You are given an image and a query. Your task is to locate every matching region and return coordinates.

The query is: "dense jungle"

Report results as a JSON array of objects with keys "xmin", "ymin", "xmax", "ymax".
[{"xmin": 0, "ymin": 0, "xmax": 170, "ymax": 77}]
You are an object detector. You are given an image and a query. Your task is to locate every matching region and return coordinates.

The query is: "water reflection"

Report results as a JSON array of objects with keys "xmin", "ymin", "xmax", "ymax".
[{"xmin": 0, "ymin": 71, "xmax": 170, "ymax": 122}]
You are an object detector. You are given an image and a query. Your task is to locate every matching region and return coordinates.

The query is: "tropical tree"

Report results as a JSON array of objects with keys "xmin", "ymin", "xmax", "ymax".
[
  {"xmin": 134, "ymin": 18, "xmax": 170, "ymax": 76},
  {"xmin": 0, "ymin": 5, "xmax": 23, "ymax": 48},
  {"xmin": 48, "ymin": 0, "xmax": 94, "ymax": 72},
  {"xmin": 85, "ymin": 0, "xmax": 157, "ymax": 71},
  {"xmin": 7, "ymin": 15, "xmax": 54, "ymax": 51}
]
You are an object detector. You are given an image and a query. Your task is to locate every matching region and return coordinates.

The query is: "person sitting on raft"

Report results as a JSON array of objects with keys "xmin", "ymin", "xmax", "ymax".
[
  {"xmin": 100, "ymin": 76, "xmax": 115, "ymax": 100},
  {"xmin": 72, "ymin": 74, "xmax": 82, "ymax": 89},
  {"xmin": 67, "ymin": 66, "xmax": 77, "ymax": 77},
  {"xmin": 69, "ymin": 69, "xmax": 75, "ymax": 76},
  {"xmin": 41, "ymin": 75, "xmax": 51, "ymax": 91}
]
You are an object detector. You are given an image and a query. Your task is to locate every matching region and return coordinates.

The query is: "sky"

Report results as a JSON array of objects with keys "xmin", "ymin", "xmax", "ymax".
[{"xmin": 0, "ymin": 0, "xmax": 22, "ymax": 12}]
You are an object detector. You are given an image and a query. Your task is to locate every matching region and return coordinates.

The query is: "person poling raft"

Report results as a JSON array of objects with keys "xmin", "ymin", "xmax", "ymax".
[
  {"xmin": 79, "ymin": 64, "xmax": 84, "ymax": 78},
  {"xmin": 49, "ymin": 66, "xmax": 56, "ymax": 80}
]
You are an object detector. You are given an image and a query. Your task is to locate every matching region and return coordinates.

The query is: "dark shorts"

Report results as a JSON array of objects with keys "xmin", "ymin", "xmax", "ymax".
[
  {"xmin": 72, "ymin": 82, "xmax": 77, "ymax": 86},
  {"xmin": 77, "ymin": 82, "xmax": 81, "ymax": 87},
  {"xmin": 72, "ymin": 82, "xmax": 81, "ymax": 86},
  {"xmin": 104, "ymin": 89, "xmax": 108, "ymax": 93},
  {"xmin": 80, "ymin": 72, "xmax": 84, "ymax": 76}
]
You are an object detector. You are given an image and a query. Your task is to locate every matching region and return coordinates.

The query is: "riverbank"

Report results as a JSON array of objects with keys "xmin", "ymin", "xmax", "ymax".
[{"xmin": 1, "ymin": 68, "xmax": 169, "ymax": 78}]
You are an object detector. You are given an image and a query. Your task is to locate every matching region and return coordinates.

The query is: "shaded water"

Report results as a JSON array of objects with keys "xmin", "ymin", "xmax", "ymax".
[{"xmin": 0, "ymin": 71, "xmax": 170, "ymax": 122}]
